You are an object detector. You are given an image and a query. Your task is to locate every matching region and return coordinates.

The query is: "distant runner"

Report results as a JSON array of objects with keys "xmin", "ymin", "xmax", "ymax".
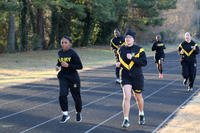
[
  {"xmin": 152, "ymin": 35, "xmax": 166, "ymax": 78},
  {"xmin": 110, "ymin": 28, "xmax": 125, "ymax": 84},
  {"xmin": 178, "ymin": 32, "xmax": 199, "ymax": 91}
]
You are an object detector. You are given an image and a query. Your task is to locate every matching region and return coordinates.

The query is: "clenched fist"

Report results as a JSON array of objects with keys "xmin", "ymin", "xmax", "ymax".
[
  {"xmin": 116, "ymin": 62, "xmax": 121, "ymax": 67},
  {"xmin": 56, "ymin": 66, "xmax": 60, "ymax": 71},
  {"xmin": 61, "ymin": 62, "xmax": 69, "ymax": 68},
  {"xmin": 127, "ymin": 53, "xmax": 132, "ymax": 60}
]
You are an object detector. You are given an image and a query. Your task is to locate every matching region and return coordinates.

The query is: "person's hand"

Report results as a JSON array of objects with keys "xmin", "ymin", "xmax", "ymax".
[
  {"xmin": 116, "ymin": 62, "xmax": 121, "ymax": 67},
  {"xmin": 127, "ymin": 53, "xmax": 132, "ymax": 60},
  {"xmin": 56, "ymin": 66, "xmax": 60, "ymax": 71},
  {"xmin": 192, "ymin": 46, "xmax": 196, "ymax": 50},
  {"xmin": 180, "ymin": 50, "xmax": 184, "ymax": 54},
  {"xmin": 61, "ymin": 62, "xmax": 69, "ymax": 68}
]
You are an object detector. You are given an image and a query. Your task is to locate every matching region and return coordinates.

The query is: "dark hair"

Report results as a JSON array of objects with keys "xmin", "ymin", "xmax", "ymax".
[
  {"xmin": 63, "ymin": 35, "xmax": 72, "ymax": 43},
  {"xmin": 125, "ymin": 29, "xmax": 136, "ymax": 39}
]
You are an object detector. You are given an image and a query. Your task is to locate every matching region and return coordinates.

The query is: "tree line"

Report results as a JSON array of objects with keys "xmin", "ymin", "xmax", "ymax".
[{"xmin": 0, "ymin": 0, "xmax": 177, "ymax": 53}]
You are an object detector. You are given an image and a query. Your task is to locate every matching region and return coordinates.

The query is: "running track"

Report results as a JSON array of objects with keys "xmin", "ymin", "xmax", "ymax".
[{"xmin": 0, "ymin": 51, "xmax": 200, "ymax": 133}]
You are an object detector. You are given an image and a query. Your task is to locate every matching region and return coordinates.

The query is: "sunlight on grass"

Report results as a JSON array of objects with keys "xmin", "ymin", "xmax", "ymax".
[{"xmin": 0, "ymin": 45, "xmax": 177, "ymax": 85}]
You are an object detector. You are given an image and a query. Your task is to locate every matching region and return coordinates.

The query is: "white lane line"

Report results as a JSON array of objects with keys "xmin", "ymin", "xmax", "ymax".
[
  {"xmin": 0, "ymin": 99, "xmax": 57, "ymax": 120},
  {"xmin": 84, "ymin": 79, "xmax": 178, "ymax": 133},
  {"xmin": 152, "ymin": 87, "xmax": 200, "ymax": 133},
  {"xmin": 19, "ymin": 90, "xmax": 122, "ymax": 133},
  {"xmin": 20, "ymin": 79, "xmax": 177, "ymax": 133},
  {"xmin": 84, "ymin": 66, "xmax": 200, "ymax": 133},
  {"xmin": 0, "ymin": 81, "xmax": 114, "ymax": 120},
  {"xmin": 17, "ymin": 62, "xmax": 180, "ymax": 133}
]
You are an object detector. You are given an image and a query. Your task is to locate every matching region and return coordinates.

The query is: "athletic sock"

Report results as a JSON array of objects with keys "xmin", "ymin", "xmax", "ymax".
[
  {"xmin": 124, "ymin": 117, "xmax": 129, "ymax": 121},
  {"xmin": 139, "ymin": 111, "xmax": 144, "ymax": 116},
  {"xmin": 63, "ymin": 111, "xmax": 68, "ymax": 116}
]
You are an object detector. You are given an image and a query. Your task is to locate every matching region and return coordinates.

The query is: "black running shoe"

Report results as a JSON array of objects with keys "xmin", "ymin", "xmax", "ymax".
[
  {"xmin": 187, "ymin": 86, "xmax": 193, "ymax": 92},
  {"xmin": 60, "ymin": 115, "xmax": 70, "ymax": 123},
  {"xmin": 121, "ymin": 119, "xmax": 130, "ymax": 128},
  {"xmin": 76, "ymin": 112, "xmax": 82, "ymax": 122},
  {"xmin": 116, "ymin": 78, "xmax": 121, "ymax": 84},
  {"xmin": 183, "ymin": 79, "xmax": 188, "ymax": 86},
  {"xmin": 139, "ymin": 115, "xmax": 145, "ymax": 125}
]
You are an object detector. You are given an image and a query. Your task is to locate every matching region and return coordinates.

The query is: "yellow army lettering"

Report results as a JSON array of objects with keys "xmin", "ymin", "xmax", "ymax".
[
  {"xmin": 157, "ymin": 43, "xmax": 164, "ymax": 47},
  {"xmin": 58, "ymin": 57, "xmax": 71, "ymax": 62}
]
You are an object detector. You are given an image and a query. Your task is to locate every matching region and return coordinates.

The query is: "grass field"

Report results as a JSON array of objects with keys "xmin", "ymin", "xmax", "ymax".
[{"xmin": 0, "ymin": 44, "xmax": 178, "ymax": 86}]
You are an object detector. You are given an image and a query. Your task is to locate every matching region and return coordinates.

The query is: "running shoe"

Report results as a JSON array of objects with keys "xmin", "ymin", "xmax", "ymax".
[
  {"xmin": 121, "ymin": 119, "xmax": 130, "ymax": 128},
  {"xmin": 138, "ymin": 115, "xmax": 145, "ymax": 125},
  {"xmin": 160, "ymin": 73, "xmax": 163, "ymax": 79},
  {"xmin": 187, "ymin": 86, "xmax": 193, "ymax": 92},
  {"xmin": 76, "ymin": 112, "xmax": 82, "ymax": 122},
  {"xmin": 183, "ymin": 79, "xmax": 188, "ymax": 86},
  {"xmin": 60, "ymin": 115, "xmax": 70, "ymax": 123},
  {"xmin": 116, "ymin": 78, "xmax": 121, "ymax": 84}
]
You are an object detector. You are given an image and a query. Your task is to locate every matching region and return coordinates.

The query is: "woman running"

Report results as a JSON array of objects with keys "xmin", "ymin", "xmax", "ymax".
[{"xmin": 56, "ymin": 35, "xmax": 83, "ymax": 123}]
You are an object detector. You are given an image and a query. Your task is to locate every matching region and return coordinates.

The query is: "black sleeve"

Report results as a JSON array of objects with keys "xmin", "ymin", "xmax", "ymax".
[
  {"xmin": 68, "ymin": 52, "xmax": 83, "ymax": 70},
  {"xmin": 163, "ymin": 43, "xmax": 166, "ymax": 49},
  {"xmin": 56, "ymin": 59, "xmax": 61, "ymax": 67},
  {"xmin": 116, "ymin": 49, "xmax": 120, "ymax": 62},
  {"xmin": 56, "ymin": 52, "xmax": 61, "ymax": 67},
  {"xmin": 110, "ymin": 39, "xmax": 114, "ymax": 50},
  {"xmin": 113, "ymin": 50, "xmax": 119, "ymax": 62},
  {"xmin": 131, "ymin": 51, "xmax": 147, "ymax": 67},
  {"xmin": 194, "ymin": 45, "xmax": 199, "ymax": 54},
  {"xmin": 110, "ymin": 42, "xmax": 118, "ymax": 51},
  {"xmin": 152, "ymin": 43, "xmax": 156, "ymax": 51},
  {"xmin": 177, "ymin": 44, "xmax": 182, "ymax": 54}
]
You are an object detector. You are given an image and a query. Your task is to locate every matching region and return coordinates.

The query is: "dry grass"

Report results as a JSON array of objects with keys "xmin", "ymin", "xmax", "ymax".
[
  {"xmin": 0, "ymin": 46, "xmax": 114, "ymax": 86},
  {"xmin": 158, "ymin": 93, "xmax": 200, "ymax": 133},
  {"xmin": 0, "ymin": 45, "xmax": 177, "ymax": 87}
]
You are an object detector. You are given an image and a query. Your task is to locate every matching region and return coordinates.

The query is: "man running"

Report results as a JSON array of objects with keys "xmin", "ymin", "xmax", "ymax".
[
  {"xmin": 178, "ymin": 32, "xmax": 199, "ymax": 91},
  {"xmin": 110, "ymin": 28, "xmax": 125, "ymax": 84},
  {"xmin": 117, "ymin": 29, "xmax": 147, "ymax": 128},
  {"xmin": 152, "ymin": 35, "xmax": 166, "ymax": 78}
]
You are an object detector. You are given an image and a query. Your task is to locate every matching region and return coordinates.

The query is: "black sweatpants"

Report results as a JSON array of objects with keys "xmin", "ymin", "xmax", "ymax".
[
  {"xmin": 181, "ymin": 61, "xmax": 197, "ymax": 88},
  {"xmin": 58, "ymin": 77, "xmax": 82, "ymax": 113},
  {"xmin": 116, "ymin": 67, "xmax": 120, "ymax": 79}
]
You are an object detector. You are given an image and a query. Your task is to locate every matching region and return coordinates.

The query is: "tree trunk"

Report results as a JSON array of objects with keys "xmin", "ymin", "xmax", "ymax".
[
  {"xmin": 82, "ymin": 10, "xmax": 93, "ymax": 46},
  {"xmin": 28, "ymin": 0, "xmax": 36, "ymax": 33},
  {"xmin": 7, "ymin": 13, "xmax": 15, "ymax": 52},
  {"xmin": 20, "ymin": 0, "xmax": 28, "ymax": 51},
  {"xmin": 48, "ymin": 7, "xmax": 58, "ymax": 49},
  {"xmin": 36, "ymin": 8, "xmax": 46, "ymax": 49}
]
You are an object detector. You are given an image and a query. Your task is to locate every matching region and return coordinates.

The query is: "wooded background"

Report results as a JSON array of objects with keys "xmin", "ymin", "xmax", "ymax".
[{"xmin": 0, "ymin": 0, "xmax": 182, "ymax": 53}]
